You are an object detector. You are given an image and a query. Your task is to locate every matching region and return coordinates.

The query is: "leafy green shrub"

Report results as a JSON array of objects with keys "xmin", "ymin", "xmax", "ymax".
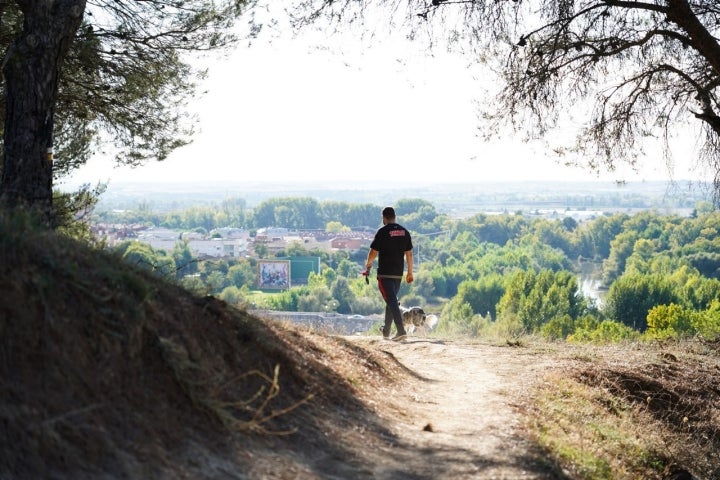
[
  {"xmin": 540, "ymin": 314, "xmax": 575, "ymax": 340},
  {"xmin": 604, "ymin": 273, "xmax": 679, "ymax": 331},
  {"xmin": 489, "ymin": 311, "xmax": 526, "ymax": 339},
  {"xmin": 569, "ymin": 320, "xmax": 640, "ymax": 344},
  {"xmin": 645, "ymin": 303, "xmax": 695, "ymax": 339},
  {"xmin": 691, "ymin": 300, "xmax": 720, "ymax": 340},
  {"xmin": 497, "ymin": 269, "xmax": 589, "ymax": 333},
  {"xmin": 399, "ymin": 293, "xmax": 425, "ymax": 309},
  {"xmin": 436, "ymin": 300, "xmax": 474, "ymax": 335}
]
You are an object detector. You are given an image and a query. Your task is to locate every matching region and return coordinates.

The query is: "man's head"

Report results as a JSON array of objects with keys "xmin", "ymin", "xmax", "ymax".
[{"xmin": 382, "ymin": 206, "xmax": 396, "ymax": 224}]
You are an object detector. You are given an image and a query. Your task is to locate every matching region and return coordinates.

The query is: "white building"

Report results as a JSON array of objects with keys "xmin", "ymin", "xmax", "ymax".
[
  {"xmin": 135, "ymin": 227, "xmax": 249, "ymax": 258},
  {"xmin": 190, "ymin": 238, "xmax": 249, "ymax": 258}
]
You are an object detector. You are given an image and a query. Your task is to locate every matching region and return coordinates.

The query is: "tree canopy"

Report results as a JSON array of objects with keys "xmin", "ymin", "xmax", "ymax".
[
  {"xmin": 287, "ymin": 0, "xmax": 720, "ymax": 201},
  {"xmin": 0, "ymin": 0, "xmax": 251, "ymax": 217}
]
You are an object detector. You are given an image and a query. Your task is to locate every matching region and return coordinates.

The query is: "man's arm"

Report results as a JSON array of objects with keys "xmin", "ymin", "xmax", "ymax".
[
  {"xmin": 405, "ymin": 250, "xmax": 414, "ymax": 283},
  {"xmin": 365, "ymin": 248, "xmax": 378, "ymax": 270}
]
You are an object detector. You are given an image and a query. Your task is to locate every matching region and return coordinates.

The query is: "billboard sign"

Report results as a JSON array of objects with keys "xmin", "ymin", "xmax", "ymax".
[{"xmin": 257, "ymin": 260, "xmax": 291, "ymax": 289}]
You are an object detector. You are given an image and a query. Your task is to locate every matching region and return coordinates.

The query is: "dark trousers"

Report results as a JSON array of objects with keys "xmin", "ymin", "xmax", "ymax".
[{"xmin": 378, "ymin": 277, "xmax": 405, "ymax": 336}]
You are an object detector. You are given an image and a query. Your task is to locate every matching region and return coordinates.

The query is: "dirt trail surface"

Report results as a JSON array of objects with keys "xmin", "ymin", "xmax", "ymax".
[{"xmin": 332, "ymin": 336, "xmax": 568, "ymax": 480}]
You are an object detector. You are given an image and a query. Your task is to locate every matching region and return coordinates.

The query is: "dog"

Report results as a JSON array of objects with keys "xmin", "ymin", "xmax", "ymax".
[
  {"xmin": 400, "ymin": 305, "xmax": 427, "ymax": 336},
  {"xmin": 378, "ymin": 305, "xmax": 438, "ymax": 337}
]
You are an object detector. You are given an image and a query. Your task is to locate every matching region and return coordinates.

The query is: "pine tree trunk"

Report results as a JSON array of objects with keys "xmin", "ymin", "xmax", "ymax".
[{"xmin": 0, "ymin": 1, "xmax": 85, "ymax": 221}]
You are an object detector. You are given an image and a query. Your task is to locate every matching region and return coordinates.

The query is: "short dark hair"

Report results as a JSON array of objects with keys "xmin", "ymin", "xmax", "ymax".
[{"xmin": 382, "ymin": 207, "xmax": 396, "ymax": 219}]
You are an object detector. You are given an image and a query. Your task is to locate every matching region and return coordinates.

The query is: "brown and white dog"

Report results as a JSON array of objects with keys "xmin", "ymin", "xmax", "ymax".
[
  {"xmin": 400, "ymin": 305, "xmax": 426, "ymax": 335},
  {"xmin": 380, "ymin": 305, "xmax": 439, "ymax": 337},
  {"xmin": 401, "ymin": 305, "xmax": 444, "ymax": 336}
]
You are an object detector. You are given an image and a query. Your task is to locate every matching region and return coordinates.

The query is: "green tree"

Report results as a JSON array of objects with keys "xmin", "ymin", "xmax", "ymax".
[
  {"xmin": 532, "ymin": 219, "xmax": 573, "ymax": 258},
  {"xmin": 119, "ymin": 241, "xmax": 175, "ymax": 278},
  {"xmin": 540, "ymin": 314, "xmax": 574, "ymax": 340},
  {"xmin": 331, "ymin": 277, "xmax": 354, "ymax": 314},
  {"xmin": 205, "ymin": 270, "xmax": 228, "ymax": 295},
  {"xmin": 602, "ymin": 231, "xmax": 638, "ymax": 285},
  {"xmin": 460, "ymin": 213, "xmax": 527, "ymax": 246},
  {"xmin": 183, "ymin": 207, "xmax": 218, "ymax": 232},
  {"xmin": 250, "ymin": 197, "xmax": 323, "ymax": 229},
  {"xmin": 345, "ymin": 203, "xmax": 380, "ymax": 229},
  {"xmin": 227, "ymin": 262, "xmax": 256, "ymax": 289},
  {"xmin": 274, "ymin": 205, "xmax": 295, "ymax": 228},
  {"xmin": 0, "ymin": 1, "xmax": 250, "ymax": 216},
  {"xmin": 675, "ymin": 272, "xmax": 720, "ymax": 310},
  {"xmin": 326, "ymin": 221, "xmax": 350, "ymax": 233},
  {"xmin": 320, "ymin": 268, "xmax": 337, "ymax": 288},
  {"xmin": 624, "ymin": 238, "xmax": 656, "ymax": 275},
  {"xmin": 412, "ymin": 270, "xmax": 436, "ymax": 300},
  {"xmin": 172, "ymin": 241, "xmax": 197, "ymax": 278},
  {"xmin": 438, "ymin": 299, "xmax": 474, "ymax": 335},
  {"xmin": 336, "ymin": 258, "xmax": 358, "ymax": 278},
  {"xmin": 219, "ymin": 286, "xmax": 246, "ymax": 306},
  {"xmin": 297, "ymin": 293, "xmax": 319, "ymax": 312},
  {"xmin": 180, "ymin": 274, "xmax": 206, "ymax": 296},
  {"xmin": 265, "ymin": 287, "xmax": 310, "ymax": 311},
  {"xmin": 455, "ymin": 274, "xmax": 505, "ymax": 320},
  {"xmin": 285, "ymin": 241, "xmax": 310, "ymax": 258},
  {"xmin": 646, "ymin": 303, "xmax": 695, "ymax": 339},
  {"xmin": 581, "ymin": 214, "xmax": 628, "ymax": 259},
  {"xmin": 604, "ymin": 273, "xmax": 680, "ymax": 331},
  {"xmin": 562, "ymin": 217, "xmax": 578, "ymax": 232},
  {"xmin": 692, "ymin": 299, "xmax": 720, "ymax": 339},
  {"xmin": 220, "ymin": 197, "xmax": 247, "ymax": 227},
  {"xmin": 395, "ymin": 198, "xmax": 438, "ymax": 232},
  {"xmin": 52, "ymin": 182, "xmax": 105, "ymax": 240},
  {"xmin": 0, "ymin": 1, "xmax": 85, "ymax": 217},
  {"xmin": 497, "ymin": 269, "xmax": 586, "ymax": 333},
  {"xmin": 253, "ymin": 243, "xmax": 268, "ymax": 259},
  {"xmin": 686, "ymin": 252, "xmax": 720, "ymax": 279}
]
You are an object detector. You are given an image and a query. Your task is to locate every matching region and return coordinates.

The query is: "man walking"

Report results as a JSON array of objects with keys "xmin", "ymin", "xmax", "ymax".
[{"xmin": 363, "ymin": 206, "xmax": 414, "ymax": 341}]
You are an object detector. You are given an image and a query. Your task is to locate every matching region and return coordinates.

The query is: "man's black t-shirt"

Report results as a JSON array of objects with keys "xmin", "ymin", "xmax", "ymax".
[{"xmin": 370, "ymin": 223, "xmax": 413, "ymax": 278}]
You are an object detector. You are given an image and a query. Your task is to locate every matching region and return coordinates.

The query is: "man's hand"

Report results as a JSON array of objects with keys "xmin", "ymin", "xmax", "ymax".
[
  {"xmin": 361, "ymin": 266, "xmax": 371, "ymax": 284},
  {"xmin": 406, "ymin": 272, "xmax": 414, "ymax": 284}
]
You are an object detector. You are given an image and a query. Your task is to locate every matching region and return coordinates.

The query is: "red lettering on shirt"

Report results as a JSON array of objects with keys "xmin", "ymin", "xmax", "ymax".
[{"xmin": 389, "ymin": 230, "xmax": 405, "ymax": 237}]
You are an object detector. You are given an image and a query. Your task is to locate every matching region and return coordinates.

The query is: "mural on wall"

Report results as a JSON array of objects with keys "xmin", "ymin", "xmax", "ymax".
[{"xmin": 257, "ymin": 260, "xmax": 291, "ymax": 289}]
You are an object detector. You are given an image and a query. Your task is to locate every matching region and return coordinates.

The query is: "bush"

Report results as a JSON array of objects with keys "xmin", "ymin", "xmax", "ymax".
[
  {"xmin": 645, "ymin": 303, "xmax": 695, "ymax": 339},
  {"xmin": 540, "ymin": 315, "xmax": 574, "ymax": 340},
  {"xmin": 490, "ymin": 311, "xmax": 527, "ymax": 340},
  {"xmin": 692, "ymin": 300, "xmax": 720, "ymax": 340},
  {"xmin": 436, "ymin": 300, "xmax": 474, "ymax": 335},
  {"xmin": 399, "ymin": 293, "xmax": 426, "ymax": 309},
  {"xmin": 569, "ymin": 320, "xmax": 640, "ymax": 344}
]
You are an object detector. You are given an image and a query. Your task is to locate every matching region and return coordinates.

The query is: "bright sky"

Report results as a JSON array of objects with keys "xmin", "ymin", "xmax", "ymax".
[{"xmin": 63, "ymin": 14, "xmax": 702, "ymax": 189}]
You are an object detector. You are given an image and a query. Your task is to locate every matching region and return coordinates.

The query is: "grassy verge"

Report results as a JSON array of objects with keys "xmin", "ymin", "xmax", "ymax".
[{"xmin": 525, "ymin": 341, "xmax": 720, "ymax": 479}]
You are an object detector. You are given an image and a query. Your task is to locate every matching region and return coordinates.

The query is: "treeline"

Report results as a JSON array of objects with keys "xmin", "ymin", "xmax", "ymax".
[
  {"xmin": 107, "ymin": 197, "xmax": 720, "ymax": 342},
  {"xmin": 97, "ymin": 196, "xmax": 445, "ymax": 233}
]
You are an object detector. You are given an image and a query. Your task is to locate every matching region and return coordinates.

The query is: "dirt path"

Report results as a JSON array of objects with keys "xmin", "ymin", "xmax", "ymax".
[{"xmin": 347, "ymin": 336, "xmax": 568, "ymax": 480}]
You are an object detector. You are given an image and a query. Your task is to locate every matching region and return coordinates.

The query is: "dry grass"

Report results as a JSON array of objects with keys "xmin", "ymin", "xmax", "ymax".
[
  {"xmin": 526, "ymin": 341, "xmax": 720, "ymax": 479},
  {"xmin": 0, "ymin": 214, "xmax": 411, "ymax": 478}
]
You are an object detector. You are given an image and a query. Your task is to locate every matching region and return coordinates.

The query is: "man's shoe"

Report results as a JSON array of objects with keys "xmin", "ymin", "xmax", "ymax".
[
  {"xmin": 391, "ymin": 334, "xmax": 407, "ymax": 342},
  {"xmin": 379, "ymin": 326, "xmax": 390, "ymax": 339}
]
